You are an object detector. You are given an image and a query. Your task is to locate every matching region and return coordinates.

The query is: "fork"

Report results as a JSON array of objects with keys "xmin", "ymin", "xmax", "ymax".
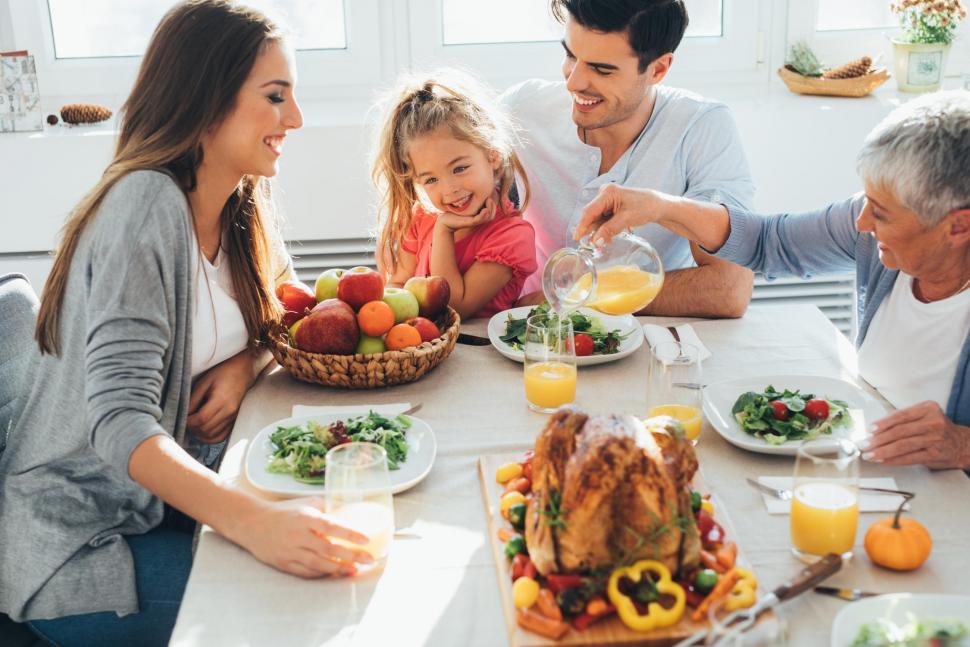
[{"xmin": 746, "ymin": 478, "xmax": 914, "ymax": 501}]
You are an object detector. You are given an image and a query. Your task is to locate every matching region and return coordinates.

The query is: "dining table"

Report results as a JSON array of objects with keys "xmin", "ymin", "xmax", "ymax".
[{"xmin": 169, "ymin": 304, "xmax": 970, "ymax": 647}]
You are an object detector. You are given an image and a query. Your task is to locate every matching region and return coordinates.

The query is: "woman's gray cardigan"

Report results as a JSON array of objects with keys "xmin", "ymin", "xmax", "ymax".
[{"xmin": 0, "ymin": 171, "xmax": 194, "ymax": 621}]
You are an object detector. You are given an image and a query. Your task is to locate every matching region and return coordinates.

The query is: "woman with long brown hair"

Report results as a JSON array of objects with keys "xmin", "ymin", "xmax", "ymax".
[{"xmin": 0, "ymin": 2, "xmax": 371, "ymax": 644}]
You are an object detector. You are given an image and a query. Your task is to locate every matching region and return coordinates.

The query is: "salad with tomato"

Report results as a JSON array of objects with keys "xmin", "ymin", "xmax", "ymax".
[
  {"xmin": 500, "ymin": 303, "xmax": 629, "ymax": 356},
  {"xmin": 731, "ymin": 385, "xmax": 852, "ymax": 445}
]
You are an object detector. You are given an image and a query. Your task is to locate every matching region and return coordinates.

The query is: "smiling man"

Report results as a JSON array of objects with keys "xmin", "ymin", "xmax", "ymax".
[{"xmin": 502, "ymin": 0, "xmax": 755, "ymax": 317}]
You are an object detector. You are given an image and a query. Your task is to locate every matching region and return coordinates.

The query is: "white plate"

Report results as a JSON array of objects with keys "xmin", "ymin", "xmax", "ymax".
[
  {"xmin": 702, "ymin": 375, "xmax": 888, "ymax": 456},
  {"xmin": 486, "ymin": 306, "xmax": 644, "ymax": 366},
  {"xmin": 244, "ymin": 412, "xmax": 436, "ymax": 497},
  {"xmin": 831, "ymin": 593, "xmax": 970, "ymax": 647}
]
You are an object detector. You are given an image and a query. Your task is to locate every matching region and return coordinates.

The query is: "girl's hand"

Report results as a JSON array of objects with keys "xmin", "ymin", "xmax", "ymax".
[
  {"xmin": 863, "ymin": 401, "xmax": 970, "ymax": 469},
  {"xmin": 436, "ymin": 197, "xmax": 497, "ymax": 233},
  {"xmin": 574, "ymin": 184, "xmax": 665, "ymax": 244},
  {"xmin": 236, "ymin": 497, "xmax": 374, "ymax": 578},
  {"xmin": 187, "ymin": 350, "xmax": 259, "ymax": 443}
]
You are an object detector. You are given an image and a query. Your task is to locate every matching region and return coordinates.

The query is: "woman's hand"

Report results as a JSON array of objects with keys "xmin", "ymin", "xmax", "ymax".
[
  {"xmin": 235, "ymin": 497, "xmax": 374, "ymax": 578},
  {"xmin": 436, "ymin": 197, "xmax": 497, "ymax": 233},
  {"xmin": 574, "ymin": 184, "xmax": 666, "ymax": 244},
  {"xmin": 864, "ymin": 401, "xmax": 970, "ymax": 469},
  {"xmin": 187, "ymin": 349, "xmax": 261, "ymax": 443}
]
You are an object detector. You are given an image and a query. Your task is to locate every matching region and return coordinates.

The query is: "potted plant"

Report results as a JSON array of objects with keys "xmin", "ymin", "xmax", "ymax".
[{"xmin": 890, "ymin": 0, "xmax": 967, "ymax": 92}]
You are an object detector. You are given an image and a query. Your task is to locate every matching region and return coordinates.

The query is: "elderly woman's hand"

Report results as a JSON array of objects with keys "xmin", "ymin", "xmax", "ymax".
[
  {"xmin": 573, "ymin": 184, "xmax": 666, "ymax": 244},
  {"xmin": 864, "ymin": 401, "xmax": 970, "ymax": 469}
]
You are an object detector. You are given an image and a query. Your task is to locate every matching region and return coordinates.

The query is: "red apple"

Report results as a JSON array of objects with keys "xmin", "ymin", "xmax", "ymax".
[
  {"xmin": 282, "ymin": 310, "xmax": 304, "ymax": 328},
  {"xmin": 337, "ymin": 266, "xmax": 385, "ymax": 311},
  {"xmin": 276, "ymin": 280, "xmax": 316, "ymax": 316},
  {"xmin": 294, "ymin": 298, "xmax": 359, "ymax": 354},
  {"xmin": 407, "ymin": 316, "xmax": 441, "ymax": 343},
  {"xmin": 404, "ymin": 275, "xmax": 451, "ymax": 319}
]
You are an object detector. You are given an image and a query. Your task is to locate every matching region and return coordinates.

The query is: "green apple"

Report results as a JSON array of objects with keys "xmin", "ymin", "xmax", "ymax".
[
  {"xmin": 356, "ymin": 334, "xmax": 386, "ymax": 356},
  {"xmin": 288, "ymin": 317, "xmax": 304, "ymax": 343},
  {"xmin": 382, "ymin": 287, "xmax": 420, "ymax": 323},
  {"xmin": 314, "ymin": 268, "xmax": 346, "ymax": 302}
]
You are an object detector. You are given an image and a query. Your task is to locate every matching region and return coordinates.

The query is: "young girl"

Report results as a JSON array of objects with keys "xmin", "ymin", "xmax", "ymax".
[
  {"xmin": 0, "ymin": 3, "xmax": 369, "ymax": 645},
  {"xmin": 373, "ymin": 73, "xmax": 537, "ymax": 319}
]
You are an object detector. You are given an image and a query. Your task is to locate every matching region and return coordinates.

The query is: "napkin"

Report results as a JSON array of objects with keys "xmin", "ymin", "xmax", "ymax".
[
  {"xmin": 757, "ymin": 476, "xmax": 905, "ymax": 515},
  {"xmin": 642, "ymin": 323, "xmax": 712, "ymax": 361},
  {"xmin": 292, "ymin": 402, "xmax": 412, "ymax": 417}
]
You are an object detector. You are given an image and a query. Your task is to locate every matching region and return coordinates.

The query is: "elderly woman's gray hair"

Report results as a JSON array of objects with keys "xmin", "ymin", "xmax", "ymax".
[{"xmin": 857, "ymin": 90, "xmax": 970, "ymax": 226}]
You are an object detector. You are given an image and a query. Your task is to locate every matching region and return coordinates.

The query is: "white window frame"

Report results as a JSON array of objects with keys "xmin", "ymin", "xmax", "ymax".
[
  {"xmin": 6, "ymin": 0, "xmax": 386, "ymax": 104},
  {"xmin": 787, "ymin": 0, "xmax": 970, "ymax": 78},
  {"xmin": 407, "ymin": 0, "xmax": 770, "ymax": 89}
]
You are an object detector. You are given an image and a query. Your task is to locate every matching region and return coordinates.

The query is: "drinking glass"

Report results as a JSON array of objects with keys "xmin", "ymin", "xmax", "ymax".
[
  {"xmin": 523, "ymin": 313, "xmax": 577, "ymax": 413},
  {"xmin": 790, "ymin": 437, "xmax": 860, "ymax": 563},
  {"xmin": 325, "ymin": 442, "xmax": 395, "ymax": 571},
  {"xmin": 646, "ymin": 341, "xmax": 703, "ymax": 443}
]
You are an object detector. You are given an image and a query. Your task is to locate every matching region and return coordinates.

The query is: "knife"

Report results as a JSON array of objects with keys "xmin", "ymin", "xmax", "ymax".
[
  {"xmin": 457, "ymin": 332, "xmax": 491, "ymax": 346},
  {"xmin": 814, "ymin": 585, "xmax": 879, "ymax": 601}
]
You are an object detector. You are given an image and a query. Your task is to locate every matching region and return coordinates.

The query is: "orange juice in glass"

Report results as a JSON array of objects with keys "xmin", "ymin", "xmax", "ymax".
[
  {"xmin": 647, "ymin": 342, "xmax": 703, "ymax": 443},
  {"xmin": 523, "ymin": 314, "xmax": 577, "ymax": 413},
  {"xmin": 325, "ymin": 442, "xmax": 395, "ymax": 571},
  {"xmin": 790, "ymin": 438, "xmax": 860, "ymax": 562}
]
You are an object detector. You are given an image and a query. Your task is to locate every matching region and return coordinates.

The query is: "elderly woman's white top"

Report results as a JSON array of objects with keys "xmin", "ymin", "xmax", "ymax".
[
  {"xmin": 858, "ymin": 273, "xmax": 970, "ymax": 409},
  {"xmin": 190, "ymin": 243, "xmax": 249, "ymax": 376}
]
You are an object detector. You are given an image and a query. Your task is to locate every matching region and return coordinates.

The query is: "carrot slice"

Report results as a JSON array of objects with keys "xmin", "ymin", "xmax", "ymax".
[
  {"xmin": 516, "ymin": 608, "xmax": 570, "ymax": 639},
  {"xmin": 536, "ymin": 588, "xmax": 563, "ymax": 621}
]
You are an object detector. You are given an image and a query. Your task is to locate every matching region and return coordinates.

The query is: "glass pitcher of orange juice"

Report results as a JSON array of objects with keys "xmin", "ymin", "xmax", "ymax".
[{"xmin": 542, "ymin": 232, "xmax": 665, "ymax": 315}]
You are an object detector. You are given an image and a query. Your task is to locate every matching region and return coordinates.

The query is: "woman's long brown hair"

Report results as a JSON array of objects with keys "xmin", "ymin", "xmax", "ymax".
[{"xmin": 35, "ymin": 0, "xmax": 285, "ymax": 355}]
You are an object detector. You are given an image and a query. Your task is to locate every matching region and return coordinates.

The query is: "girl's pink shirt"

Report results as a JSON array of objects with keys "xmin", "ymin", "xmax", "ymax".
[{"xmin": 401, "ymin": 201, "xmax": 537, "ymax": 318}]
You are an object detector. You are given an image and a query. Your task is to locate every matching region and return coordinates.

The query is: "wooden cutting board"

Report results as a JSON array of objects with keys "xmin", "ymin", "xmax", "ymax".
[{"xmin": 478, "ymin": 453, "xmax": 772, "ymax": 647}]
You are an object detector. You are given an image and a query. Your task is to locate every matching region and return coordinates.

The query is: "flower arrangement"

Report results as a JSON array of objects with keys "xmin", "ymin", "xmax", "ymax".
[{"xmin": 891, "ymin": 0, "xmax": 967, "ymax": 44}]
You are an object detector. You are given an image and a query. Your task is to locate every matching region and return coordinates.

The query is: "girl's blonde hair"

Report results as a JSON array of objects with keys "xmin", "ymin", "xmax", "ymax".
[
  {"xmin": 36, "ymin": 0, "xmax": 285, "ymax": 355},
  {"xmin": 372, "ymin": 71, "xmax": 531, "ymax": 275}
]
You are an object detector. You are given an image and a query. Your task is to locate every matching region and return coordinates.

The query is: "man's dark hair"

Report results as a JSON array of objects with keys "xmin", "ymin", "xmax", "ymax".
[{"xmin": 551, "ymin": 0, "xmax": 689, "ymax": 72}]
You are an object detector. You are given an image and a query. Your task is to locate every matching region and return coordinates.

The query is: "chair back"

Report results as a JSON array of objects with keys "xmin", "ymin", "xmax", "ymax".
[{"xmin": 0, "ymin": 273, "xmax": 39, "ymax": 456}]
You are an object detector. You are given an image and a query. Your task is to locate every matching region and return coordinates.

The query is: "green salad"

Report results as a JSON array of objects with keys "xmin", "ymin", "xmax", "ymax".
[
  {"xmin": 267, "ymin": 411, "xmax": 411, "ymax": 484},
  {"xmin": 500, "ymin": 303, "xmax": 629, "ymax": 355},
  {"xmin": 731, "ymin": 385, "xmax": 852, "ymax": 445},
  {"xmin": 853, "ymin": 616, "xmax": 970, "ymax": 646}
]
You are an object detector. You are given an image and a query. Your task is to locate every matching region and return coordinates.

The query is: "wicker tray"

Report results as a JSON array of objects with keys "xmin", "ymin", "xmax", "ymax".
[
  {"xmin": 265, "ymin": 307, "xmax": 460, "ymax": 389},
  {"xmin": 778, "ymin": 66, "xmax": 890, "ymax": 97}
]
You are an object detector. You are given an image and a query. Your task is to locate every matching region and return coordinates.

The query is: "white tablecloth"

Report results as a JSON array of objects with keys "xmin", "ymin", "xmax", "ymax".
[{"xmin": 170, "ymin": 305, "xmax": 970, "ymax": 647}]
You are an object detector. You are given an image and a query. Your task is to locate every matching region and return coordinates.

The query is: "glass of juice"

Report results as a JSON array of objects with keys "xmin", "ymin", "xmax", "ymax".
[
  {"xmin": 523, "ymin": 313, "xmax": 577, "ymax": 413},
  {"xmin": 647, "ymin": 341, "xmax": 703, "ymax": 443},
  {"xmin": 325, "ymin": 442, "xmax": 395, "ymax": 572},
  {"xmin": 790, "ymin": 437, "xmax": 860, "ymax": 563}
]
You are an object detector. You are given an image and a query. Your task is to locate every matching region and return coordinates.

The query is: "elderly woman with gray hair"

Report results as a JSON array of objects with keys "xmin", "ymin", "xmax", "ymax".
[{"xmin": 576, "ymin": 90, "xmax": 970, "ymax": 470}]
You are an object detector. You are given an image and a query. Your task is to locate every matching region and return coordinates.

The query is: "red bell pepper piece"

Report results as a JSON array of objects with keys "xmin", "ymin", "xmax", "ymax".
[
  {"xmin": 546, "ymin": 574, "xmax": 585, "ymax": 594},
  {"xmin": 571, "ymin": 604, "xmax": 616, "ymax": 631}
]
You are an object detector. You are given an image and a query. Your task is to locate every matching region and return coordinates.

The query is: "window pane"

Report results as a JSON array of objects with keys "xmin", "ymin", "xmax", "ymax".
[
  {"xmin": 816, "ymin": 0, "xmax": 895, "ymax": 31},
  {"xmin": 442, "ymin": 0, "xmax": 722, "ymax": 45},
  {"xmin": 47, "ymin": 0, "xmax": 345, "ymax": 59}
]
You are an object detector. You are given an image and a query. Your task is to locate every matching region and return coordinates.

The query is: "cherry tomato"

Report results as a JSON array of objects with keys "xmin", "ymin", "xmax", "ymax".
[
  {"xmin": 804, "ymin": 399, "xmax": 830, "ymax": 421},
  {"xmin": 770, "ymin": 401, "xmax": 790, "ymax": 421},
  {"xmin": 573, "ymin": 333, "xmax": 594, "ymax": 356}
]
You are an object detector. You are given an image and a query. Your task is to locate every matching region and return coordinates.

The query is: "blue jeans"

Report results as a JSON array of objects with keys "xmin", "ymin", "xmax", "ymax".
[{"xmin": 28, "ymin": 527, "xmax": 193, "ymax": 647}]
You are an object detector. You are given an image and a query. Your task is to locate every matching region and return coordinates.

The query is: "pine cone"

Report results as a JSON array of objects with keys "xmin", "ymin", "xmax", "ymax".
[
  {"xmin": 822, "ymin": 56, "xmax": 873, "ymax": 80},
  {"xmin": 60, "ymin": 103, "xmax": 113, "ymax": 125}
]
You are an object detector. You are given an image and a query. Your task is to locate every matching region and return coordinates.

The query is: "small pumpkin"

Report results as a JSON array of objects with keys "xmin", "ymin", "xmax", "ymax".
[{"xmin": 864, "ymin": 493, "xmax": 932, "ymax": 571}]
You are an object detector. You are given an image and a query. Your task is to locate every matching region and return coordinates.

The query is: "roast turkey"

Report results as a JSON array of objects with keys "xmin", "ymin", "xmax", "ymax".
[{"xmin": 524, "ymin": 408, "xmax": 701, "ymax": 577}]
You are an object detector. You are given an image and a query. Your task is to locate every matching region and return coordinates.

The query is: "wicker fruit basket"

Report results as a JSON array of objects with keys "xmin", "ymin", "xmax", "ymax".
[
  {"xmin": 265, "ymin": 307, "xmax": 461, "ymax": 389},
  {"xmin": 778, "ymin": 66, "xmax": 890, "ymax": 97}
]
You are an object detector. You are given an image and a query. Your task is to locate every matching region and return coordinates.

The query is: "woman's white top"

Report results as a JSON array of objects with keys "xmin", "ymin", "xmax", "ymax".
[
  {"xmin": 858, "ymin": 273, "xmax": 970, "ymax": 410},
  {"xmin": 190, "ymin": 243, "xmax": 249, "ymax": 377}
]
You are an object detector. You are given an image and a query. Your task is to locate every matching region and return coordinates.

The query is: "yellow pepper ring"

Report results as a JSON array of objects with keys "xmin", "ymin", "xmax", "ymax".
[
  {"xmin": 724, "ymin": 567, "xmax": 758, "ymax": 612},
  {"xmin": 607, "ymin": 560, "xmax": 686, "ymax": 632}
]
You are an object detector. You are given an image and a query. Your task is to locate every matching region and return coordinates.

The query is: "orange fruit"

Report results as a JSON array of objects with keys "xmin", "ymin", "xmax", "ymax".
[
  {"xmin": 385, "ymin": 323, "xmax": 423, "ymax": 351},
  {"xmin": 357, "ymin": 300, "xmax": 395, "ymax": 337}
]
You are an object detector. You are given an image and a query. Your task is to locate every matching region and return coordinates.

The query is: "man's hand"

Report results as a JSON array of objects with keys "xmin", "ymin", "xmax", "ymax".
[
  {"xmin": 574, "ymin": 184, "xmax": 665, "ymax": 244},
  {"xmin": 187, "ymin": 349, "xmax": 260, "ymax": 443},
  {"xmin": 864, "ymin": 401, "xmax": 970, "ymax": 469}
]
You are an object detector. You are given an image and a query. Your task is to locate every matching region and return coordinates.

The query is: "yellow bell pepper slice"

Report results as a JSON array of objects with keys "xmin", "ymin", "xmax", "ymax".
[
  {"xmin": 607, "ymin": 560, "xmax": 685, "ymax": 632},
  {"xmin": 724, "ymin": 567, "xmax": 757, "ymax": 611}
]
